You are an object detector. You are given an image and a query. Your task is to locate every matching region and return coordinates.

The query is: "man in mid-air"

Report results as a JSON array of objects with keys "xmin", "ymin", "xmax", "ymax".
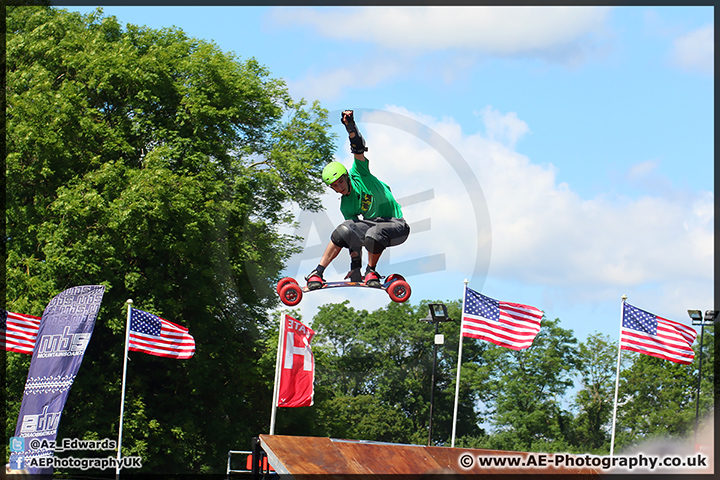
[{"xmin": 306, "ymin": 110, "xmax": 410, "ymax": 289}]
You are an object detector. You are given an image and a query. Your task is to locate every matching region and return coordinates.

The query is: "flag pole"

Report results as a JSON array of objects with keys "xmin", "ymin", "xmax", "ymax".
[
  {"xmin": 450, "ymin": 279, "xmax": 469, "ymax": 448},
  {"xmin": 269, "ymin": 310, "xmax": 286, "ymax": 435},
  {"xmin": 609, "ymin": 295, "xmax": 627, "ymax": 457},
  {"xmin": 117, "ymin": 300, "xmax": 132, "ymax": 479}
]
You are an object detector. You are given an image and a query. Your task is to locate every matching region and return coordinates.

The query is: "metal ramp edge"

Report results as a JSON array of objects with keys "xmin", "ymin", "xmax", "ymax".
[{"xmin": 259, "ymin": 434, "xmax": 601, "ymax": 477}]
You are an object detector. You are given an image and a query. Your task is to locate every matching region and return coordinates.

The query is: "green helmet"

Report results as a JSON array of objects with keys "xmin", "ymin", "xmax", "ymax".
[{"xmin": 322, "ymin": 161, "xmax": 347, "ymax": 186}]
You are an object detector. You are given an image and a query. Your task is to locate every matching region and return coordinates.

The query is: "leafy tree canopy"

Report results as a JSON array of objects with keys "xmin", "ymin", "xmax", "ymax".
[{"xmin": 6, "ymin": 5, "xmax": 334, "ymax": 473}]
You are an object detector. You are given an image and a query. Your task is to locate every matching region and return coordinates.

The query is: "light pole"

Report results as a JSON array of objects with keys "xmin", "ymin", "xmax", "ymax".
[
  {"xmin": 687, "ymin": 309, "xmax": 717, "ymax": 444},
  {"xmin": 421, "ymin": 303, "xmax": 453, "ymax": 446}
]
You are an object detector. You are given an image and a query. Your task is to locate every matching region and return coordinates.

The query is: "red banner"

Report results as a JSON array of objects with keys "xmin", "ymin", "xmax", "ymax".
[{"xmin": 278, "ymin": 314, "xmax": 315, "ymax": 407}]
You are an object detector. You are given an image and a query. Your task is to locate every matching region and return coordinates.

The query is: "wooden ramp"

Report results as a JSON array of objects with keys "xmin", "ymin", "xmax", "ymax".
[{"xmin": 259, "ymin": 435, "xmax": 601, "ymax": 477}]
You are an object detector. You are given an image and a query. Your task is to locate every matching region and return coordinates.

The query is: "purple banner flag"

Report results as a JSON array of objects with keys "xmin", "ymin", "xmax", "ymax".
[{"xmin": 9, "ymin": 285, "xmax": 105, "ymax": 475}]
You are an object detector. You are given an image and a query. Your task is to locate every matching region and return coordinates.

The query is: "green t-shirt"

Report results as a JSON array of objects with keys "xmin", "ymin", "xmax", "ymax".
[{"xmin": 340, "ymin": 158, "xmax": 403, "ymax": 220}]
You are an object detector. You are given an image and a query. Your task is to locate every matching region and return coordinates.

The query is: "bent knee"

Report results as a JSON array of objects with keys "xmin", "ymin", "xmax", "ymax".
[
  {"xmin": 331, "ymin": 223, "xmax": 361, "ymax": 250},
  {"xmin": 364, "ymin": 234, "xmax": 386, "ymax": 254}
]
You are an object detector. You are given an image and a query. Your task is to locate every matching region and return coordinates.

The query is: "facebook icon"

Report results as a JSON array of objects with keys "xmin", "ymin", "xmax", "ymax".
[{"xmin": 9, "ymin": 455, "xmax": 25, "ymax": 471}]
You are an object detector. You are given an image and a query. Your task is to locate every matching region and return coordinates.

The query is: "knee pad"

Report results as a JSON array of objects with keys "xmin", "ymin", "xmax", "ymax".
[
  {"xmin": 364, "ymin": 235, "xmax": 386, "ymax": 254},
  {"xmin": 331, "ymin": 224, "xmax": 353, "ymax": 249}
]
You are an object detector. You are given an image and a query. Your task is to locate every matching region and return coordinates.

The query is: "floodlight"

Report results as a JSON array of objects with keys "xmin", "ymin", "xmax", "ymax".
[
  {"xmin": 688, "ymin": 309, "xmax": 703, "ymax": 323},
  {"xmin": 429, "ymin": 303, "xmax": 451, "ymax": 322}
]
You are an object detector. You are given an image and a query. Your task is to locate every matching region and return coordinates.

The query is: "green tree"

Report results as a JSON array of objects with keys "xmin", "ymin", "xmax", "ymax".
[
  {"xmin": 570, "ymin": 332, "xmax": 617, "ymax": 453},
  {"xmin": 305, "ymin": 300, "xmax": 484, "ymax": 446},
  {"xmin": 697, "ymin": 327, "xmax": 715, "ymax": 427},
  {"xmin": 460, "ymin": 318, "xmax": 580, "ymax": 453},
  {"xmin": 6, "ymin": 6, "xmax": 334, "ymax": 473}
]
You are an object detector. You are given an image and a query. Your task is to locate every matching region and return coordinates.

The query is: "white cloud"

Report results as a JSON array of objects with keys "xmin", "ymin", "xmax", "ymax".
[
  {"xmin": 670, "ymin": 24, "xmax": 714, "ymax": 75},
  {"xmin": 626, "ymin": 159, "xmax": 659, "ymax": 180},
  {"xmin": 285, "ymin": 60, "xmax": 405, "ymax": 102},
  {"xmin": 464, "ymin": 130, "xmax": 713, "ymax": 289},
  {"xmin": 475, "ymin": 106, "xmax": 530, "ymax": 148},
  {"xmin": 268, "ymin": 6, "xmax": 612, "ymax": 63},
  {"xmin": 273, "ymin": 7, "xmax": 615, "ymax": 101}
]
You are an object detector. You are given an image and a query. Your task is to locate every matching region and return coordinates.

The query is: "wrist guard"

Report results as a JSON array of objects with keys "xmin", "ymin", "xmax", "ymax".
[
  {"xmin": 350, "ymin": 255, "xmax": 362, "ymax": 271},
  {"xmin": 349, "ymin": 132, "xmax": 368, "ymax": 154},
  {"xmin": 346, "ymin": 255, "xmax": 363, "ymax": 282}
]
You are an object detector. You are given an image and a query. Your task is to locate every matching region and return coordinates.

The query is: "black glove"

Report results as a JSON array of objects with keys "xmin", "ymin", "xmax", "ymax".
[{"xmin": 341, "ymin": 110, "xmax": 357, "ymax": 134}]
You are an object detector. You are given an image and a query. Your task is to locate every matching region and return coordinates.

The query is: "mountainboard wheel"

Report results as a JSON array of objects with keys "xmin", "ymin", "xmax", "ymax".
[
  {"xmin": 277, "ymin": 277, "xmax": 298, "ymax": 296},
  {"xmin": 279, "ymin": 282, "xmax": 303, "ymax": 306},
  {"xmin": 388, "ymin": 280, "xmax": 411, "ymax": 303},
  {"xmin": 385, "ymin": 273, "xmax": 405, "ymax": 284}
]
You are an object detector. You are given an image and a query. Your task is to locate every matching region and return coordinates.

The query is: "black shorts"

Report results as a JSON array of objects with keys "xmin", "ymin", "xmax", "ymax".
[{"xmin": 331, "ymin": 217, "xmax": 410, "ymax": 253}]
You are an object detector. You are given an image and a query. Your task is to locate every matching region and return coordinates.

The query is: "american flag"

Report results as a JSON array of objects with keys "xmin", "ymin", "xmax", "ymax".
[
  {"xmin": 129, "ymin": 308, "xmax": 195, "ymax": 359},
  {"xmin": 461, "ymin": 287, "xmax": 543, "ymax": 350},
  {"xmin": 621, "ymin": 303, "xmax": 696, "ymax": 365},
  {"xmin": 1, "ymin": 309, "xmax": 42, "ymax": 355}
]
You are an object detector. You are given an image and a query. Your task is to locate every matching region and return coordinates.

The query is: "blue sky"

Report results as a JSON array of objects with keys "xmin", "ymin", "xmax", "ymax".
[{"xmin": 63, "ymin": 6, "xmax": 714, "ymax": 347}]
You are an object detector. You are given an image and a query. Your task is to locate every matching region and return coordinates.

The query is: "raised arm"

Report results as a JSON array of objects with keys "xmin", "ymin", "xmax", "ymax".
[{"xmin": 341, "ymin": 110, "xmax": 368, "ymax": 162}]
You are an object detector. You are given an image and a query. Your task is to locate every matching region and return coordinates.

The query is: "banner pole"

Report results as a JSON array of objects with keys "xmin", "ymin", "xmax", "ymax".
[
  {"xmin": 609, "ymin": 295, "xmax": 626, "ymax": 457},
  {"xmin": 269, "ymin": 310, "xmax": 286, "ymax": 435},
  {"xmin": 450, "ymin": 279, "xmax": 469, "ymax": 448},
  {"xmin": 117, "ymin": 300, "xmax": 132, "ymax": 479}
]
